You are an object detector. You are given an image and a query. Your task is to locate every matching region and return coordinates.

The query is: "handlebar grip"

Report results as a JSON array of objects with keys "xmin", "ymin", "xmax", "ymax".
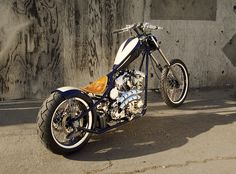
[
  {"xmin": 149, "ymin": 25, "xmax": 163, "ymax": 30},
  {"xmin": 148, "ymin": 25, "xmax": 158, "ymax": 30},
  {"xmin": 143, "ymin": 23, "xmax": 163, "ymax": 30}
]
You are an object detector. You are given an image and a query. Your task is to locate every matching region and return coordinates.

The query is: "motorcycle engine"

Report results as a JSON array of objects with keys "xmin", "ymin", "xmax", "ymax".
[{"xmin": 109, "ymin": 70, "xmax": 145, "ymax": 120}]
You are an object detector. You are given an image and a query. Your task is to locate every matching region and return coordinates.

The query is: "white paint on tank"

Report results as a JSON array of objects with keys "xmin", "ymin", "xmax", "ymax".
[{"xmin": 114, "ymin": 38, "xmax": 139, "ymax": 65}]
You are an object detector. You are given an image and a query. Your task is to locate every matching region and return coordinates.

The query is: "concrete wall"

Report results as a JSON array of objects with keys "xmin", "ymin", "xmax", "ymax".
[
  {"xmin": 0, "ymin": 0, "xmax": 235, "ymax": 100},
  {"xmin": 149, "ymin": 0, "xmax": 236, "ymax": 88},
  {"xmin": 0, "ymin": 0, "xmax": 64, "ymax": 100}
]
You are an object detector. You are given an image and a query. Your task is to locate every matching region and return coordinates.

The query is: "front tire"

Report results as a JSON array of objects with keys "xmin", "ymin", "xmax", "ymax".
[
  {"xmin": 160, "ymin": 59, "xmax": 189, "ymax": 107},
  {"xmin": 36, "ymin": 92, "xmax": 94, "ymax": 155}
]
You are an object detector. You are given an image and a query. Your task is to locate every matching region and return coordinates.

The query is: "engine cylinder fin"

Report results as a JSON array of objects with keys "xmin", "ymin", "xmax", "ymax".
[
  {"xmin": 117, "ymin": 89, "xmax": 142, "ymax": 104},
  {"xmin": 120, "ymin": 95, "xmax": 141, "ymax": 109}
]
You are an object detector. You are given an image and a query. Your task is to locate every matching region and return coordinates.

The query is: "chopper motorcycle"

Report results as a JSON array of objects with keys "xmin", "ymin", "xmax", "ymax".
[{"xmin": 36, "ymin": 23, "xmax": 189, "ymax": 154}]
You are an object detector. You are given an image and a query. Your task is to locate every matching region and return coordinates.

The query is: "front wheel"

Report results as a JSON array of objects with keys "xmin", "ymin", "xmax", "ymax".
[
  {"xmin": 160, "ymin": 59, "xmax": 189, "ymax": 107},
  {"xmin": 36, "ymin": 92, "xmax": 95, "ymax": 154}
]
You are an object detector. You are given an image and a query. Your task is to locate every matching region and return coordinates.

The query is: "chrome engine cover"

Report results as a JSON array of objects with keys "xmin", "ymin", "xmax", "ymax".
[{"xmin": 109, "ymin": 70, "xmax": 145, "ymax": 120}]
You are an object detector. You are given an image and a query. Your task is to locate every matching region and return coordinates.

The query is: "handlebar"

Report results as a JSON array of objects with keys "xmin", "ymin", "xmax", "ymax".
[
  {"xmin": 113, "ymin": 24, "xmax": 136, "ymax": 34},
  {"xmin": 112, "ymin": 28, "xmax": 129, "ymax": 34},
  {"xmin": 113, "ymin": 23, "xmax": 163, "ymax": 34}
]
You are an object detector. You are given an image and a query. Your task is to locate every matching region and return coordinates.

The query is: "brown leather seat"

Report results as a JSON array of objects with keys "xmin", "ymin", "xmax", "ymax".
[{"xmin": 81, "ymin": 76, "xmax": 108, "ymax": 95}]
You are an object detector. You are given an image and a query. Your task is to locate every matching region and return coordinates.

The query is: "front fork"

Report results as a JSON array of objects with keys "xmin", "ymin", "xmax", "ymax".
[{"xmin": 151, "ymin": 36, "xmax": 183, "ymax": 85}]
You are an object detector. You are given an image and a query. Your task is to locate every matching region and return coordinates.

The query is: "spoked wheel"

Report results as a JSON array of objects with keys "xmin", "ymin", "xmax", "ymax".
[
  {"xmin": 37, "ymin": 92, "xmax": 94, "ymax": 155},
  {"xmin": 160, "ymin": 59, "xmax": 189, "ymax": 107}
]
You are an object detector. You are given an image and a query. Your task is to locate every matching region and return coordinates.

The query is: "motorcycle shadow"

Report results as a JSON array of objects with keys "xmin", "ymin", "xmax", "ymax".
[{"xmin": 64, "ymin": 110, "xmax": 236, "ymax": 161}]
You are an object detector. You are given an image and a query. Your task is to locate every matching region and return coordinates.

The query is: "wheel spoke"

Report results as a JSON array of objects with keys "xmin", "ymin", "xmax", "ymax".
[
  {"xmin": 51, "ymin": 97, "xmax": 91, "ymax": 148},
  {"xmin": 161, "ymin": 60, "xmax": 189, "ymax": 106}
]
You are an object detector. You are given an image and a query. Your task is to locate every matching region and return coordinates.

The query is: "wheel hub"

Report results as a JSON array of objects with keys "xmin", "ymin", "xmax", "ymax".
[
  {"xmin": 168, "ymin": 77, "xmax": 180, "ymax": 88},
  {"xmin": 61, "ymin": 114, "xmax": 74, "ymax": 134}
]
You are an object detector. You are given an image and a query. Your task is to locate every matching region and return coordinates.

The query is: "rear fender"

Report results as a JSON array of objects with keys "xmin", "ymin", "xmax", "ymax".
[
  {"xmin": 53, "ymin": 86, "xmax": 97, "ymax": 128},
  {"xmin": 53, "ymin": 86, "xmax": 86, "ymax": 98}
]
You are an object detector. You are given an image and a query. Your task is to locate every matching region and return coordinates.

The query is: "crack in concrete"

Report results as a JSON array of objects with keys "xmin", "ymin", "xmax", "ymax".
[
  {"xmin": 111, "ymin": 156, "xmax": 236, "ymax": 174},
  {"xmin": 85, "ymin": 159, "xmax": 113, "ymax": 174}
]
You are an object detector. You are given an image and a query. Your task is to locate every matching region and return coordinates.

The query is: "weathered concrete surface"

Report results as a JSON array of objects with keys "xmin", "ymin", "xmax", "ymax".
[
  {"xmin": 0, "ymin": 0, "xmax": 64, "ymax": 100},
  {"xmin": 0, "ymin": 0, "xmax": 147, "ymax": 100},
  {"xmin": 0, "ymin": 0, "xmax": 236, "ymax": 100},
  {"xmin": 1, "ymin": 89, "xmax": 236, "ymax": 174},
  {"xmin": 148, "ymin": 0, "xmax": 236, "ymax": 88},
  {"xmin": 223, "ymin": 33, "xmax": 236, "ymax": 66},
  {"xmin": 151, "ymin": 0, "xmax": 217, "ymax": 20}
]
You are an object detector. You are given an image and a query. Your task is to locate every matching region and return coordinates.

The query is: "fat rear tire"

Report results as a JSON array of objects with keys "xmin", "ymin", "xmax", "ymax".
[{"xmin": 36, "ymin": 92, "xmax": 94, "ymax": 155}]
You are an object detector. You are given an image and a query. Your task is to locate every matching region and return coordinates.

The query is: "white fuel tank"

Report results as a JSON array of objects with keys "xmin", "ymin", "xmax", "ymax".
[{"xmin": 114, "ymin": 38, "xmax": 139, "ymax": 65}]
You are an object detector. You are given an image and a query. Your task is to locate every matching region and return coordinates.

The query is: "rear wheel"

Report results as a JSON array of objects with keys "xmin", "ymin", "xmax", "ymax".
[
  {"xmin": 160, "ymin": 59, "xmax": 189, "ymax": 107},
  {"xmin": 36, "ymin": 92, "xmax": 94, "ymax": 154}
]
